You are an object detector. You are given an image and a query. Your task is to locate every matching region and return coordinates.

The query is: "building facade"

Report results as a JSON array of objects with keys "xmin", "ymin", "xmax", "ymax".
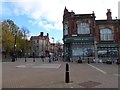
[
  {"xmin": 30, "ymin": 32, "xmax": 50, "ymax": 57},
  {"xmin": 63, "ymin": 7, "xmax": 120, "ymax": 62}
]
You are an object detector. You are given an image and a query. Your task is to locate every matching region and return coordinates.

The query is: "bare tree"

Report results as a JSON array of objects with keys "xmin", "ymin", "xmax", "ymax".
[{"xmin": 21, "ymin": 26, "xmax": 30, "ymax": 59}]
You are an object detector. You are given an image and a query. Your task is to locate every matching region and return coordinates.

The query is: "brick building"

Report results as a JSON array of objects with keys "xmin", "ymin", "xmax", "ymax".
[
  {"xmin": 30, "ymin": 32, "xmax": 50, "ymax": 57},
  {"xmin": 63, "ymin": 7, "xmax": 120, "ymax": 62}
]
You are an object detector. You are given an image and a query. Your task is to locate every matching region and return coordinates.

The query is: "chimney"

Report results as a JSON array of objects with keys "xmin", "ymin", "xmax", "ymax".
[
  {"xmin": 106, "ymin": 9, "xmax": 112, "ymax": 20},
  {"xmin": 47, "ymin": 33, "xmax": 49, "ymax": 37},
  {"xmin": 40, "ymin": 32, "xmax": 43, "ymax": 36}
]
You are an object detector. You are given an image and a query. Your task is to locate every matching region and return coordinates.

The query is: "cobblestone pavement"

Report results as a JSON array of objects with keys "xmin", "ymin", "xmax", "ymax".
[{"xmin": 2, "ymin": 58, "xmax": 119, "ymax": 88}]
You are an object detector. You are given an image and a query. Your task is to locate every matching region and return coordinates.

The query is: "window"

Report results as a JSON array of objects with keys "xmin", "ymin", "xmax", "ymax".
[
  {"xmin": 77, "ymin": 23, "xmax": 90, "ymax": 34},
  {"xmin": 64, "ymin": 22, "xmax": 68, "ymax": 35},
  {"xmin": 37, "ymin": 40, "xmax": 39, "ymax": 43},
  {"xmin": 100, "ymin": 28, "xmax": 113, "ymax": 41}
]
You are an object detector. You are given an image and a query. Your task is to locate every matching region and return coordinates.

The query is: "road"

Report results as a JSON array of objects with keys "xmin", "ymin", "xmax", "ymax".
[{"xmin": 2, "ymin": 58, "xmax": 119, "ymax": 89}]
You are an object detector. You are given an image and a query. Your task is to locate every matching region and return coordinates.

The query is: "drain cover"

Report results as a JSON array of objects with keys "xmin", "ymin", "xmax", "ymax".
[{"xmin": 79, "ymin": 81, "xmax": 101, "ymax": 88}]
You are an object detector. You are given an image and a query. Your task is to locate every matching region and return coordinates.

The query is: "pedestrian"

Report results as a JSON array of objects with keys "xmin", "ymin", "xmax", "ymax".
[
  {"xmin": 48, "ymin": 54, "xmax": 50, "ymax": 63},
  {"xmin": 50, "ymin": 52, "xmax": 54, "ymax": 63},
  {"xmin": 78, "ymin": 56, "xmax": 82, "ymax": 63}
]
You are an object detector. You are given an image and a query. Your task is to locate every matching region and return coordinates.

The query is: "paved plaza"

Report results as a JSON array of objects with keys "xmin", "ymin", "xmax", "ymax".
[{"xmin": 2, "ymin": 58, "xmax": 120, "ymax": 88}]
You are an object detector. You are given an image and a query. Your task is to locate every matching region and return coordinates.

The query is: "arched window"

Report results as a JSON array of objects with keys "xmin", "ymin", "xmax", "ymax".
[{"xmin": 100, "ymin": 28, "xmax": 113, "ymax": 41}]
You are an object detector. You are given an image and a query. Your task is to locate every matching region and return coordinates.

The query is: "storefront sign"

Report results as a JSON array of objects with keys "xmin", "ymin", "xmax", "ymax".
[
  {"xmin": 65, "ymin": 37, "xmax": 94, "ymax": 43},
  {"xmin": 97, "ymin": 44, "xmax": 118, "ymax": 47}
]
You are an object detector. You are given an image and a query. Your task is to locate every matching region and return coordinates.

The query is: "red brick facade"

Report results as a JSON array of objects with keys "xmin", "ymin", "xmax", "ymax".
[
  {"xmin": 63, "ymin": 7, "xmax": 120, "ymax": 62},
  {"xmin": 30, "ymin": 32, "xmax": 50, "ymax": 57}
]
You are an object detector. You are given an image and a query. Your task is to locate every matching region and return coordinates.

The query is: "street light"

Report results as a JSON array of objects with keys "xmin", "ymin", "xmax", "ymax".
[
  {"xmin": 12, "ymin": 30, "xmax": 17, "ymax": 62},
  {"xmin": 42, "ymin": 37, "xmax": 44, "ymax": 62},
  {"xmin": 52, "ymin": 37, "xmax": 54, "ymax": 61},
  {"xmin": 52, "ymin": 37, "xmax": 54, "ymax": 53}
]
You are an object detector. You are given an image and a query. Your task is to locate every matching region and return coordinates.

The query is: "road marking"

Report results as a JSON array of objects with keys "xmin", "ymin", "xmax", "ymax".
[
  {"xmin": 16, "ymin": 65, "xmax": 26, "ymax": 68},
  {"xmin": 113, "ymin": 74, "xmax": 120, "ymax": 77},
  {"xmin": 16, "ymin": 64, "xmax": 61, "ymax": 69},
  {"xmin": 88, "ymin": 64, "xmax": 107, "ymax": 74}
]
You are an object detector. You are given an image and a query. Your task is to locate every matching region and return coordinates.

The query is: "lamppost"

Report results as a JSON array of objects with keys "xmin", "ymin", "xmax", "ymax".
[
  {"xmin": 52, "ymin": 37, "xmax": 54, "ymax": 53},
  {"xmin": 41, "ymin": 36, "xmax": 44, "ymax": 62},
  {"xmin": 12, "ymin": 30, "xmax": 17, "ymax": 62},
  {"xmin": 52, "ymin": 37, "xmax": 54, "ymax": 61},
  {"xmin": 94, "ymin": 40, "xmax": 98, "ymax": 63},
  {"xmin": 115, "ymin": 17, "xmax": 120, "ymax": 63},
  {"xmin": 23, "ymin": 30, "xmax": 27, "ymax": 62}
]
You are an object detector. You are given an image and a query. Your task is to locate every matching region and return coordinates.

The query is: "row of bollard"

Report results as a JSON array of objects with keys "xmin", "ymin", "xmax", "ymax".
[{"xmin": 24, "ymin": 52, "xmax": 35, "ymax": 62}]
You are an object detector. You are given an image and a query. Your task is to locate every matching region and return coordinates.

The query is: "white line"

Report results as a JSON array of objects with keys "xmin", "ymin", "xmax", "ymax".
[
  {"xmin": 88, "ymin": 64, "xmax": 107, "ymax": 74},
  {"xmin": 113, "ymin": 74, "xmax": 120, "ymax": 77},
  {"xmin": 16, "ymin": 65, "xmax": 26, "ymax": 68}
]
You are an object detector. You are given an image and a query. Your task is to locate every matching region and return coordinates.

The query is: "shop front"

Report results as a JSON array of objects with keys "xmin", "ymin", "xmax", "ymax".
[
  {"xmin": 64, "ymin": 36, "xmax": 94, "ymax": 62},
  {"xmin": 97, "ymin": 43, "xmax": 119, "ymax": 62}
]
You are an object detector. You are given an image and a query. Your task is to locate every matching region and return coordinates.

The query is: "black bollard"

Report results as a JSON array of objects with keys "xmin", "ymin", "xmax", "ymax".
[
  {"xmin": 65, "ymin": 63, "xmax": 70, "ymax": 83},
  {"xmin": 33, "ymin": 52, "xmax": 35, "ymax": 62},
  {"xmin": 25, "ymin": 56, "xmax": 27, "ymax": 62},
  {"xmin": 66, "ymin": 63, "xmax": 69, "ymax": 71},
  {"xmin": 33, "ymin": 59, "xmax": 35, "ymax": 62},
  {"xmin": 41, "ymin": 56, "xmax": 44, "ymax": 62},
  {"xmin": 12, "ymin": 54, "xmax": 15, "ymax": 62},
  {"xmin": 88, "ymin": 58, "xmax": 90, "ymax": 64},
  {"xmin": 12, "ymin": 57, "xmax": 15, "ymax": 62}
]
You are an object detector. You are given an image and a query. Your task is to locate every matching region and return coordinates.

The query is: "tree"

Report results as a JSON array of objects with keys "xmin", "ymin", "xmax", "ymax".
[
  {"xmin": 2, "ymin": 19, "xmax": 31, "ymax": 59},
  {"xmin": 20, "ymin": 26, "xmax": 30, "ymax": 57},
  {"xmin": 2, "ymin": 20, "xmax": 14, "ymax": 56}
]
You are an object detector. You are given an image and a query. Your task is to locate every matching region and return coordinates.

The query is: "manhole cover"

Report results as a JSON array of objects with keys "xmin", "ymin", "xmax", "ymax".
[{"xmin": 79, "ymin": 81, "xmax": 101, "ymax": 88}]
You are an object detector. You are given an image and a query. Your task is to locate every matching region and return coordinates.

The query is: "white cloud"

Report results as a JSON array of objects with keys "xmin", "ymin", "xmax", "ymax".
[
  {"xmin": 9, "ymin": 0, "xmax": 65, "ymax": 30},
  {"xmin": 2, "ymin": 0, "xmax": 119, "ymax": 31}
]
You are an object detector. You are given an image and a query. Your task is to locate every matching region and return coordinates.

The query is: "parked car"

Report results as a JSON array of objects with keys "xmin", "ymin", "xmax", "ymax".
[
  {"xmin": 91, "ymin": 58, "xmax": 96, "ymax": 63},
  {"xmin": 116, "ymin": 59, "xmax": 120, "ymax": 65},
  {"xmin": 106, "ymin": 60, "xmax": 112, "ymax": 64},
  {"xmin": 98, "ymin": 59, "xmax": 103, "ymax": 63}
]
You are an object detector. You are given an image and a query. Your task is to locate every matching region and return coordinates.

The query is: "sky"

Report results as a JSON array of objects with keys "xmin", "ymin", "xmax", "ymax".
[{"xmin": 1, "ymin": 0, "xmax": 120, "ymax": 43}]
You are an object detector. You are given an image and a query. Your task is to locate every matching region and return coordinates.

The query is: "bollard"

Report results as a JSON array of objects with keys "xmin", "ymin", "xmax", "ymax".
[
  {"xmin": 33, "ymin": 52, "xmax": 35, "ymax": 62},
  {"xmin": 33, "ymin": 57, "xmax": 35, "ymax": 62},
  {"xmin": 41, "ymin": 56, "xmax": 44, "ymax": 62},
  {"xmin": 12, "ymin": 57, "xmax": 15, "ymax": 62},
  {"xmin": 88, "ymin": 58, "xmax": 90, "ymax": 64},
  {"xmin": 65, "ymin": 63, "xmax": 70, "ymax": 83},
  {"xmin": 66, "ymin": 63, "xmax": 69, "ymax": 71},
  {"xmin": 25, "ymin": 57, "xmax": 27, "ymax": 62}
]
